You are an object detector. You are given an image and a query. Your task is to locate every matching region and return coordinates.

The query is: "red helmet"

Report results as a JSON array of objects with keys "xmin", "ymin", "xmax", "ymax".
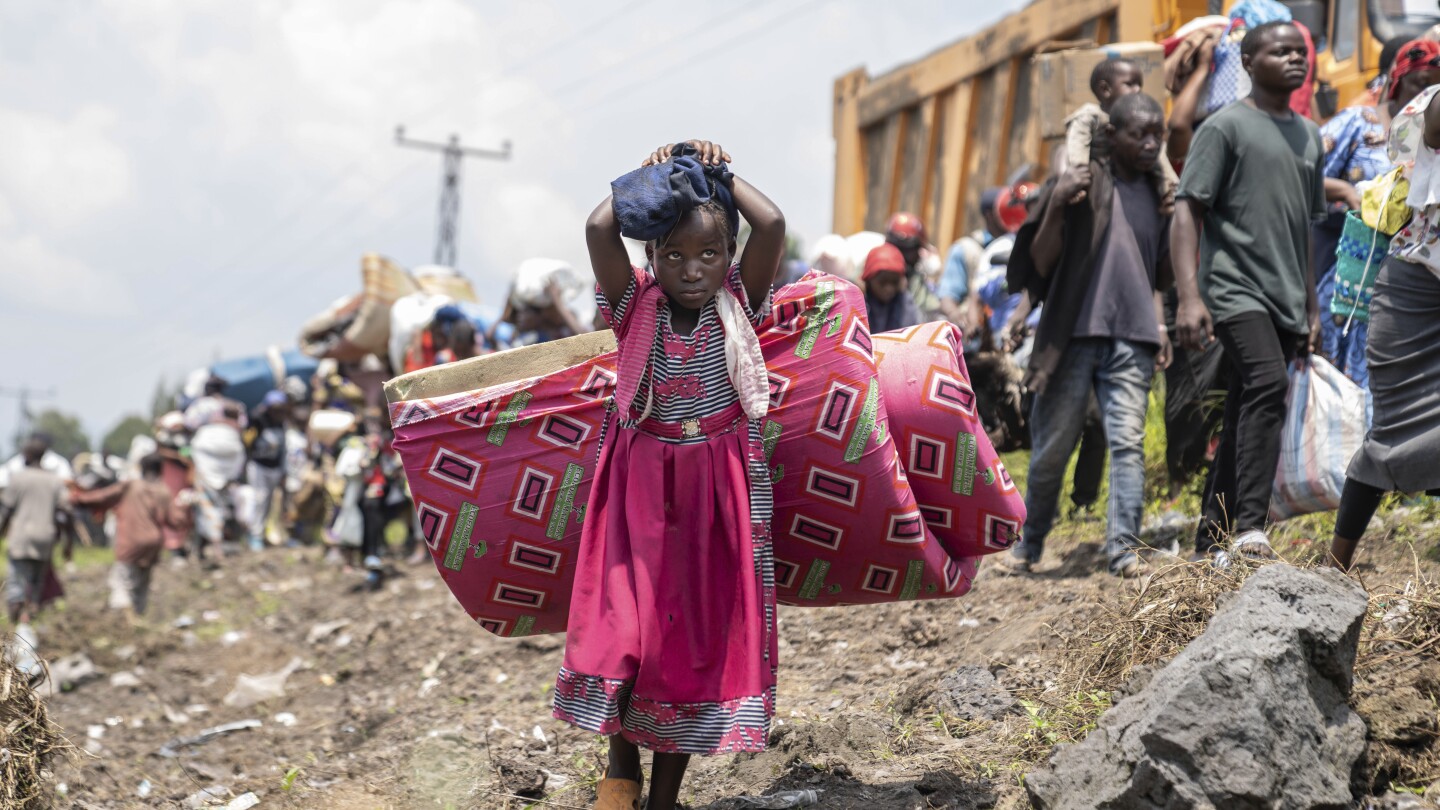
[
  {"xmin": 994, "ymin": 183, "xmax": 1036, "ymax": 234},
  {"xmin": 885, "ymin": 211, "xmax": 926, "ymax": 246}
]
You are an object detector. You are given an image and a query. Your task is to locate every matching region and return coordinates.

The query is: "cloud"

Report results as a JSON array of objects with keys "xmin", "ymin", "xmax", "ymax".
[
  {"xmin": 0, "ymin": 104, "xmax": 133, "ymax": 229},
  {"xmin": 0, "ymin": 0, "xmax": 1028, "ymax": 454},
  {"xmin": 0, "ymin": 234, "xmax": 137, "ymax": 316}
]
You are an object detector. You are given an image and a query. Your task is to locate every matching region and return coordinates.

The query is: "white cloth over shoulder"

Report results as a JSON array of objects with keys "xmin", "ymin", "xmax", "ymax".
[{"xmin": 715, "ymin": 287, "xmax": 770, "ymax": 421}]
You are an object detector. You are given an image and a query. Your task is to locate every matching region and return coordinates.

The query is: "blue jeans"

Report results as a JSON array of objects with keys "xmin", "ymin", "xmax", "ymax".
[{"xmin": 1010, "ymin": 338, "xmax": 1156, "ymax": 570}]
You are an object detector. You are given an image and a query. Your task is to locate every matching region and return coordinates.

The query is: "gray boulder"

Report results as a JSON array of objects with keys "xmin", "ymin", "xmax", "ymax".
[{"xmin": 1027, "ymin": 565, "xmax": 1368, "ymax": 810}]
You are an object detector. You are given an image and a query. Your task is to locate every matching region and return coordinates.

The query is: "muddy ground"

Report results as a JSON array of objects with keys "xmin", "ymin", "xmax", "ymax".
[{"xmin": 17, "ymin": 504, "xmax": 1440, "ymax": 810}]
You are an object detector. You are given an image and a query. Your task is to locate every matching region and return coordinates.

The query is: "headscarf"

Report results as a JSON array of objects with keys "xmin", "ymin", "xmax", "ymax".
[
  {"xmin": 863, "ymin": 244, "xmax": 907, "ymax": 280},
  {"xmin": 1389, "ymin": 39, "xmax": 1440, "ymax": 100}
]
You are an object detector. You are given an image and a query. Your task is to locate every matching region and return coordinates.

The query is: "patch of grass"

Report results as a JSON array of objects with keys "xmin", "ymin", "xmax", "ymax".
[
  {"xmin": 0, "ymin": 545, "xmax": 114, "ymax": 580},
  {"xmin": 252, "ymin": 591, "xmax": 283, "ymax": 617},
  {"xmin": 192, "ymin": 622, "xmax": 234, "ymax": 643}
]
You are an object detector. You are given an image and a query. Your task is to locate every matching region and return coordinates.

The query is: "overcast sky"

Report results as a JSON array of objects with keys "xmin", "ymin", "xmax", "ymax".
[{"xmin": 0, "ymin": 0, "xmax": 1026, "ymax": 450}]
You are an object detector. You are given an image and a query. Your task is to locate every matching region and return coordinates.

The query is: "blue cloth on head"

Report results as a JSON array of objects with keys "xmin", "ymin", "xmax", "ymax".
[
  {"xmin": 1229, "ymin": 0, "xmax": 1290, "ymax": 28},
  {"xmin": 432, "ymin": 304, "xmax": 465, "ymax": 324},
  {"xmin": 610, "ymin": 142, "xmax": 738, "ymax": 241}
]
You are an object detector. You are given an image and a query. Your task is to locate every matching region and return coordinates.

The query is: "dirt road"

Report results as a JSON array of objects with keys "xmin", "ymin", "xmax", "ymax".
[{"xmin": 29, "ymin": 506, "xmax": 1440, "ymax": 809}]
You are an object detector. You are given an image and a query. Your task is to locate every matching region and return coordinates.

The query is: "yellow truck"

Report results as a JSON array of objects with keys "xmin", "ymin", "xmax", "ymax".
[{"xmin": 831, "ymin": 0, "xmax": 1440, "ymax": 248}]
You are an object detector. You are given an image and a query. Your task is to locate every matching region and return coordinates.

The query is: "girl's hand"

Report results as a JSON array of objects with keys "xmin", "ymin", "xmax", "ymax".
[{"xmin": 642, "ymin": 140, "xmax": 732, "ymax": 167}]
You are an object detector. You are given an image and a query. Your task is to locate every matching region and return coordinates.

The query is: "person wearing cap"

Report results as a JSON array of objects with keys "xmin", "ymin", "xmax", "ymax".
[
  {"xmin": 862, "ymin": 243, "xmax": 922, "ymax": 332},
  {"xmin": 1001, "ymin": 93, "xmax": 1175, "ymax": 577},
  {"xmin": 940, "ymin": 190, "xmax": 1008, "ymax": 337},
  {"xmin": 966, "ymin": 185, "xmax": 1033, "ymax": 351},
  {"xmin": 884, "ymin": 212, "xmax": 943, "ymax": 319},
  {"xmin": 1312, "ymin": 36, "xmax": 1440, "ymax": 389}
]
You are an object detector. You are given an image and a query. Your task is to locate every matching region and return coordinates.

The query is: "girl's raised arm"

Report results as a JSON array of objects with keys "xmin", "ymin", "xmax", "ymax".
[
  {"xmin": 586, "ymin": 196, "xmax": 633, "ymax": 308},
  {"xmin": 732, "ymin": 175, "xmax": 785, "ymax": 312}
]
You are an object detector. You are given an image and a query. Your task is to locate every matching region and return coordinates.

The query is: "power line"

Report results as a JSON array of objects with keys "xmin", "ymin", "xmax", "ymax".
[
  {"xmin": 179, "ymin": 1, "xmax": 660, "ymax": 287},
  {"xmin": 569, "ymin": 0, "xmax": 840, "ymax": 117},
  {"xmin": 75, "ymin": 0, "xmax": 824, "ymax": 388}
]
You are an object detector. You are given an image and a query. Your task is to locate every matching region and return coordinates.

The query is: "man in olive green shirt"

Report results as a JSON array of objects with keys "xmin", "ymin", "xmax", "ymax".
[{"xmin": 1172, "ymin": 21, "xmax": 1325, "ymax": 567}]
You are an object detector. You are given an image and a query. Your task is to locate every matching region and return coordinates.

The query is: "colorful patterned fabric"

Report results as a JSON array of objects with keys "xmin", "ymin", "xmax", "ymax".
[
  {"xmin": 1390, "ymin": 84, "xmax": 1440, "ymax": 278},
  {"xmin": 387, "ymin": 272, "xmax": 1024, "ymax": 641},
  {"xmin": 1321, "ymin": 105, "xmax": 1390, "ymax": 187},
  {"xmin": 1332, "ymin": 210, "xmax": 1390, "ymax": 323},
  {"xmin": 1204, "ymin": 24, "xmax": 1250, "ymax": 116},
  {"xmin": 557, "ymin": 264, "xmax": 776, "ymax": 755}
]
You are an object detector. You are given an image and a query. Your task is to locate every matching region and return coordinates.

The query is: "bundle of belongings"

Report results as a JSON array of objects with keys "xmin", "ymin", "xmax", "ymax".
[
  {"xmin": 384, "ymin": 143, "xmax": 1027, "ymax": 637},
  {"xmin": 299, "ymin": 254, "xmax": 480, "ymax": 364},
  {"xmin": 1163, "ymin": 0, "xmax": 1315, "ymax": 119}
]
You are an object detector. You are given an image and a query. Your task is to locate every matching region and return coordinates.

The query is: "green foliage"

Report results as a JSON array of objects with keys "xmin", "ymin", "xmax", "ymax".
[
  {"xmin": 1001, "ymin": 375, "xmax": 1212, "ymax": 523},
  {"xmin": 150, "ymin": 377, "xmax": 181, "ymax": 420},
  {"xmin": 1019, "ymin": 691, "xmax": 1110, "ymax": 747},
  {"xmin": 23, "ymin": 409, "xmax": 90, "ymax": 460},
  {"xmin": 101, "ymin": 414, "xmax": 151, "ymax": 458}
]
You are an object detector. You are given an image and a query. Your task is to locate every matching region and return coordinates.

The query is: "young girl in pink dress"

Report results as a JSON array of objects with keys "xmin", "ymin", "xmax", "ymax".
[{"xmin": 552, "ymin": 139, "xmax": 786, "ymax": 810}]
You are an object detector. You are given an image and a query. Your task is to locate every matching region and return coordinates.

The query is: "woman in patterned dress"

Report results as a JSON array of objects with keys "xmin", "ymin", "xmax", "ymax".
[
  {"xmin": 552, "ymin": 140, "xmax": 788, "ymax": 810},
  {"xmin": 1313, "ymin": 38, "xmax": 1440, "ymax": 385},
  {"xmin": 1328, "ymin": 53, "xmax": 1440, "ymax": 571}
]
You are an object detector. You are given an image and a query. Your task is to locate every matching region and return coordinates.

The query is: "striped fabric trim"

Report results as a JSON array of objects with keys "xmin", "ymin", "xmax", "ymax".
[
  {"xmin": 747, "ymin": 422, "xmax": 774, "ymax": 521},
  {"xmin": 551, "ymin": 669, "xmax": 631, "ymax": 735},
  {"xmin": 552, "ymin": 666, "xmax": 774, "ymax": 754}
]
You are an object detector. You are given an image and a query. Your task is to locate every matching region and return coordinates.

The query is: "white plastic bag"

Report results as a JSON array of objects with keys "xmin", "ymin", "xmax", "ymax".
[
  {"xmin": 388, "ymin": 292, "xmax": 454, "ymax": 372},
  {"xmin": 511, "ymin": 257, "xmax": 581, "ymax": 308},
  {"xmin": 1270, "ymin": 356, "xmax": 1369, "ymax": 520}
]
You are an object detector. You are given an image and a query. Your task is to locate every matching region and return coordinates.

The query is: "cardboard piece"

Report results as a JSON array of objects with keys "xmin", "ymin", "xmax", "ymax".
[
  {"xmin": 1034, "ymin": 42, "xmax": 1166, "ymax": 139},
  {"xmin": 384, "ymin": 331, "xmax": 618, "ymax": 403}
]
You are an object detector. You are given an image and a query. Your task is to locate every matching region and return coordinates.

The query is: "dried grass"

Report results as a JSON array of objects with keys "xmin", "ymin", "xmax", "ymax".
[
  {"xmin": 0, "ymin": 647, "xmax": 72, "ymax": 810},
  {"xmin": 944, "ymin": 555, "xmax": 1440, "ymax": 791},
  {"xmin": 1057, "ymin": 558, "xmax": 1254, "ymax": 694}
]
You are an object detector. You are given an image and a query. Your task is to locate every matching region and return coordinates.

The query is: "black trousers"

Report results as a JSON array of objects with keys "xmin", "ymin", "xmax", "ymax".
[
  {"xmin": 1070, "ymin": 397, "xmax": 1107, "ymax": 508},
  {"xmin": 1196, "ymin": 311, "xmax": 1304, "ymax": 552},
  {"xmin": 361, "ymin": 498, "xmax": 389, "ymax": 561}
]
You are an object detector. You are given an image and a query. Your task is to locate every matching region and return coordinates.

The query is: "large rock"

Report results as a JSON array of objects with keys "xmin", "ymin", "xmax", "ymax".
[{"xmin": 1027, "ymin": 565, "xmax": 1368, "ymax": 810}]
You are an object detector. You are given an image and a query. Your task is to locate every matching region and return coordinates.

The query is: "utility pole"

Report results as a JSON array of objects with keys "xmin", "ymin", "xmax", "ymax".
[
  {"xmin": 395, "ymin": 126, "xmax": 511, "ymax": 268},
  {"xmin": 0, "ymin": 386, "xmax": 56, "ymax": 450}
]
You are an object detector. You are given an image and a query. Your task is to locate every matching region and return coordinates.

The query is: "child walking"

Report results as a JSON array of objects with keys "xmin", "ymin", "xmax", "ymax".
[
  {"xmin": 1064, "ymin": 58, "xmax": 1178, "ymax": 211},
  {"xmin": 70, "ymin": 454, "xmax": 181, "ymax": 618},
  {"xmin": 553, "ymin": 139, "xmax": 786, "ymax": 810}
]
